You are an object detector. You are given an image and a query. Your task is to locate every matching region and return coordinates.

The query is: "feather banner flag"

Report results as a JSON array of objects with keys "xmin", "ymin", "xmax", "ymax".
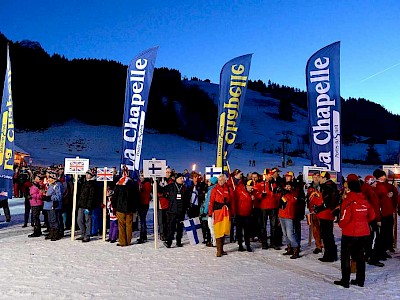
[
  {"xmin": 306, "ymin": 41, "xmax": 341, "ymax": 179},
  {"xmin": 0, "ymin": 44, "xmax": 14, "ymax": 201},
  {"xmin": 183, "ymin": 217, "xmax": 203, "ymax": 245},
  {"xmin": 213, "ymin": 205, "xmax": 231, "ymax": 239},
  {"xmin": 216, "ymin": 54, "xmax": 252, "ymax": 173},
  {"xmin": 121, "ymin": 46, "xmax": 159, "ymax": 177}
]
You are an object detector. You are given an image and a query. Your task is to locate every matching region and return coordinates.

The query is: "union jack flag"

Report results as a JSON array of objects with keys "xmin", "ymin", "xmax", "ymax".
[
  {"xmin": 96, "ymin": 167, "xmax": 114, "ymax": 181},
  {"xmin": 69, "ymin": 161, "xmax": 85, "ymax": 173}
]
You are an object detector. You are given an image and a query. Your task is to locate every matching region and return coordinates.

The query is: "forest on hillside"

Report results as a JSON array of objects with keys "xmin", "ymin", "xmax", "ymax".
[{"xmin": 1, "ymin": 33, "xmax": 400, "ymax": 145}]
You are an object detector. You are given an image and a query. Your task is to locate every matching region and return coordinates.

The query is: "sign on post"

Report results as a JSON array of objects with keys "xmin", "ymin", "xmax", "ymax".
[
  {"xmin": 143, "ymin": 158, "xmax": 167, "ymax": 249},
  {"xmin": 64, "ymin": 157, "xmax": 89, "ymax": 241},
  {"xmin": 143, "ymin": 159, "xmax": 166, "ymax": 178},
  {"xmin": 97, "ymin": 167, "xmax": 115, "ymax": 242}
]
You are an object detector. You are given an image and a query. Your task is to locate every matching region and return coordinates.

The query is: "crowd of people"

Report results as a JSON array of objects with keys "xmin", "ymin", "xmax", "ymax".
[{"xmin": 1, "ymin": 163, "xmax": 400, "ymax": 288}]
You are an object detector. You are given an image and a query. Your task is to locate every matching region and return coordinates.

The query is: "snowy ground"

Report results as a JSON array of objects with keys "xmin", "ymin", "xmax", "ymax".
[{"xmin": 0, "ymin": 198, "xmax": 399, "ymax": 299}]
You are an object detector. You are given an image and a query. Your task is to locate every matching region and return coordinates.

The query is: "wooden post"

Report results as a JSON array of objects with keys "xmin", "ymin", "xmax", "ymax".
[
  {"xmin": 102, "ymin": 180, "xmax": 107, "ymax": 242},
  {"xmin": 153, "ymin": 179, "xmax": 158, "ymax": 249},
  {"xmin": 71, "ymin": 173, "xmax": 78, "ymax": 241}
]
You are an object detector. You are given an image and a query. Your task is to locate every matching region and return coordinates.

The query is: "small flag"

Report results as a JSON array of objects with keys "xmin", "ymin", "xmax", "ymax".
[
  {"xmin": 96, "ymin": 167, "xmax": 114, "ymax": 181},
  {"xmin": 205, "ymin": 165, "xmax": 222, "ymax": 180},
  {"xmin": 183, "ymin": 217, "xmax": 203, "ymax": 245}
]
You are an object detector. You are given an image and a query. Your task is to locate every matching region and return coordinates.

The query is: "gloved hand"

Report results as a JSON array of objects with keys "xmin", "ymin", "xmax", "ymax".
[
  {"xmin": 83, "ymin": 209, "xmax": 90, "ymax": 215},
  {"xmin": 313, "ymin": 204, "xmax": 326, "ymax": 214}
]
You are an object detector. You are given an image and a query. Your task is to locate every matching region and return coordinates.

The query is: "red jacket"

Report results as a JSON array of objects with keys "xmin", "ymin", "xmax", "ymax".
[
  {"xmin": 361, "ymin": 183, "xmax": 380, "ymax": 222},
  {"xmin": 140, "ymin": 180, "xmax": 152, "ymax": 206},
  {"xmin": 278, "ymin": 192, "xmax": 297, "ymax": 219},
  {"xmin": 375, "ymin": 181, "xmax": 395, "ymax": 217},
  {"xmin": 254, "ymin": 180, "xmax": 279, "ymax": 209},
  {"xmin": 339, "ymin": 191, "xmax": 375, "ymax": 237},
  {"xmin": 308, "ymin": 189, "xmax": 335, "ymax": 221},
  {"xmin": 158, "ymin": 177, "xmax": 174, "ymax": 209},
  {"xmin": 232, "ymin": 183, "xmax": 253, "ymax": 217},
  {"xmin": 208, "ymin": 183, "xmax": 233, "ymax": 217}
]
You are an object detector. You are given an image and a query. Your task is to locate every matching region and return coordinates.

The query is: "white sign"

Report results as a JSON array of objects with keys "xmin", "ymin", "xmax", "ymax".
[
  {"xmin": 64, "ymin": 158, "xmax": 90, "ymax": 175},
  {"xmin": 143, "ymin": 159, "xmax": 167, "ymax": 178},
  {"xmin": 205, "ymin": 165, "xmax": 222, "ymax": 179},
  {"xmin": 96, "ymin": 167, "xmax": 115, "ymax": 181}
]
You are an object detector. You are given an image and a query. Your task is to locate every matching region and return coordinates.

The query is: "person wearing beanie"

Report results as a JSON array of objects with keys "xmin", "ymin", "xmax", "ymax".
[
  {"xmin": 315, "ymin": 171, "xmax": 339, "ymax": 262},
  {"xmin": 43, "ymin": 170, "xmax": 63, "ymax": 241},
  {"xmin": 77, "ymin": 170, "xmax": 102, "ymax": 243},
  {"xmin": 373, "ymin": 168, "xmax": 397, "ymax": 259},
  {"xmin": 334, "ymin": 179, "xmax": 375, "ymax": 288},
  {"xmin": 306, "ymin": 172, "xmax": 324, "ymax": 254},
  {"xmin": 231, "ymin": 177, "xmax": 254, "ymax": 252},
  {"xmin": 163, "ymin": 173, "xmax": 190, "ymax": 248}
]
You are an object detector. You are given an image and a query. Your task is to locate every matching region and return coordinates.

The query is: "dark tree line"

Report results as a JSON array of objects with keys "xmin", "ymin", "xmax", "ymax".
[
  {"xmin": 248, "ymin": 78, "xmax": 400, "ymax": 143},
  {"xmin": 1, "ymin": 32, "xmax": 400, "ymax": 146},
  {"xmin": 0, "ymin": 33, "xmax": 217, "ymax": 142}
]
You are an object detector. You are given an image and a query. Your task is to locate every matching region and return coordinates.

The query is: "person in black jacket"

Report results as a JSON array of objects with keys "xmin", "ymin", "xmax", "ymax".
[
  {"xmin": 112, "ymin": 166, "xmax": 140, "ymax": 247},
  {"xmin": 163, "ymin": 173, "xmax": 190, "ymax": 248},
  {"xmin": 77, "ymin": 170, "xmax": 101, "ymax": 242}
]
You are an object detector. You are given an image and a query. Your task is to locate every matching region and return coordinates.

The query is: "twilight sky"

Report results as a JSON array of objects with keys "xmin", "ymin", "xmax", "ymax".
[{"xmin": 1, "ymin": 0, "xmax": 399, "ymax": 113}]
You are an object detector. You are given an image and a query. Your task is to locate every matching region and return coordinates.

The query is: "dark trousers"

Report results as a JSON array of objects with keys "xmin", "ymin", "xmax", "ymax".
[
  {"xmin": 56, "ymin": 209, "xmax": 64, "ymax": 235},
  {"xmin": 158, "ymin": 209, "xmax": 168, "ymax": 239},
  {"xmin": 24, "ymin": 197, "xmax": 32, "ymax": 225},
  {"xmin": 250, "ymin": 208, "xmax": 261, "ymax": 239},
  {"xmin": 320, "ymin": 218, "xmax": 337, "ymax": 260},
  {"xmin": 62, "ymin": 202, "xmax": 73, "ymax": 230},
  {"xmin": 166, "ymin": 212, "xmax": 184, "ymax": 245},
  {"xmin": 138, "ymin": 204, "xmax": 149, "ymax": 240},
  {"xmin": 366, "ymin": 221, "xmax": 381, "ymax": 262},
  {"xmin": 381, "ymin": 215, "xmax": 394, "ymax": 252},
  {"xmin": 236, "ymin": 215, "xmax": 251, "ymax": 246},
  {"xmin": 260, "ymin": 208, "xmax": 279, "ymax": 247},
  {"xmin": 0, "ymin": 200, "xmax": 11, "ymax": 221},
  {"xmin": 201, "ymin": 219, "xmax": 211, "ymax": 243},
  {"xmin": 340, "ymin": 235, "xmax": 368, "ymax": 285},
  {"xmin": 31, "ymin": 205, "xmax": 42, "ymax": 233},
  {"xmin": 294, "ymin": 218, "xmax": 302, "ymax": 247}
]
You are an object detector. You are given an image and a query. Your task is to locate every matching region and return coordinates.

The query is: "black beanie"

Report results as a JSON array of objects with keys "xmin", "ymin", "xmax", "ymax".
[{"xmin": 373, "ymin": 169, "xmax": 386, "ymax": 179}]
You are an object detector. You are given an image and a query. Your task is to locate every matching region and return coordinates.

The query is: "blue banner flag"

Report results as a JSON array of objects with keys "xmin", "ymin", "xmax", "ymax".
[
  {"xmin": 120, "ymin": 46, "xmax": 158, "ymax": 176},
  {"xmin": 306, "ymin": 41, "xmax": 341, "ymax": 175},
  {"xmin": 0, "ymin": 44, "xmax": 15, "ymax": 200},
  {"xmin": 216, "ymin": 54, "xmax": 252, "ymax": 171}
]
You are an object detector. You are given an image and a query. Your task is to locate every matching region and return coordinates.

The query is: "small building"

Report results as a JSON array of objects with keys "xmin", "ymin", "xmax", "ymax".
[{"xmin": 14, "ymin": 145, "xmax": 30, "ymax": 166}]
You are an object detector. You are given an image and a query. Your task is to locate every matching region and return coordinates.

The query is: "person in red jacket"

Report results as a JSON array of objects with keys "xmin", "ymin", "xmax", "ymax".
[
  {"xmin": 373, "ymin": 168, "xmax": 395, "ymax": 261},
  {"xmin": 278, "ymin": 182, "xmax": 300, "ymax": 259},
  {"xmin": 312, "ymin": 171, "xmax": 339, "ymax": 262},
  {"xmin": 208, "ymin": 174, "xmax": 233, "ymax": 257},
  {"xmin": 254, "ymin": 168, "xmax": 281, "ymax": 250},
  {"xmin": 334, "ymin": 178, "xmax": 375, "ymax": 288},
  {"xmin": 361, "ymin": 175, "xmax": 384, "ymax": 267},
  {"xmin": 137, "ymin": 175, "xmax": 152, "ymax": 243},
  {"xmin": 233, "ymin": 179, "xmax": 254, "ymax": 252},
  {"xmin": 157, "ymin": 167, "xmax": 174, "ymax": 241},
  {"xmin": 306, "ymin": 172, "xmax": 324, "ymax": 254}
]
